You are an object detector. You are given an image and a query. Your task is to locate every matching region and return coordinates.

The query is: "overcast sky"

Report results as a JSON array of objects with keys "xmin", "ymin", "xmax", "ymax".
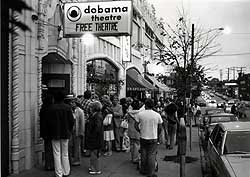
[{"xmin": 147, "ymin": 0, "xmax": 250, "ymax": 80}]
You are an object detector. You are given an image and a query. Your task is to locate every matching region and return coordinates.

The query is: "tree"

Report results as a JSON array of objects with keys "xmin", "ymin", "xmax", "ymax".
[
  {"xmin": 155, "ymin": 10, "xmax": 223, "ymax": 102},
  {"xmin": 7, "ymin": 0, "xmax": 33, "ymax": 33}
]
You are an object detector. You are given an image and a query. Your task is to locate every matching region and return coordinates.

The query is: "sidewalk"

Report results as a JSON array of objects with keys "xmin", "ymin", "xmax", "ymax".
[{"xmin": 10, "ymin": 127, "xmax": 203, "ymax": 177}]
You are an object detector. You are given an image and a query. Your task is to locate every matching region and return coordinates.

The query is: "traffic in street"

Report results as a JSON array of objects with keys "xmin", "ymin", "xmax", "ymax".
[{"xmin": 198, "ymin": 89, "xmax": 250, "ymax": 177}]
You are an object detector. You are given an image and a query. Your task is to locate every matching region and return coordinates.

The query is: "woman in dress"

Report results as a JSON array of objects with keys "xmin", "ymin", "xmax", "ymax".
[
  {"xmin": 101, "ymin": 95, "xmax": 114, "ymax": 156},
  {"xmin": 85, "ymin": 101, "xmax": 104, "ymax": 175}
]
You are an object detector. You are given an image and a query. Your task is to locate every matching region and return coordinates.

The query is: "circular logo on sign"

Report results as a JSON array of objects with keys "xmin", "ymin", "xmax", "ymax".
[{"xmin": 67, "ymin": 6, "xmax": 81, "ymax": 22}]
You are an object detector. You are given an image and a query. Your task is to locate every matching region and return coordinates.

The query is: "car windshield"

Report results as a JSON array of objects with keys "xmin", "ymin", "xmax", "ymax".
[
  {"xmin": 210, "ymin": 116, "xmax": 237, "ymax": 124},
  {"xmin": 224, "ymin": 131, "xmax": 250, "ymax": 154}
]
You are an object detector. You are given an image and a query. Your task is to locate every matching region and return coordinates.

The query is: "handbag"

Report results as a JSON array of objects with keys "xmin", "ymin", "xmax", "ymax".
[
  {"xmin": 120, "ymin": 119, "xmax": 128, "ymax": 129},
  {"xmin": 103, "ymin": 114, "xmax": 112, "ymax": 126}
]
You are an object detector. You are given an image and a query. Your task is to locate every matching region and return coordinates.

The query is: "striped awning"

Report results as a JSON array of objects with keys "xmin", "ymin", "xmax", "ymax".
[{"xmin": 126, "ymin": 69, "xmax": 157, "ymax": 91}]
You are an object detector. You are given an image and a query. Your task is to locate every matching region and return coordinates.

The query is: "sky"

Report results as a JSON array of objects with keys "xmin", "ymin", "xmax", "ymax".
[{"xmin": 147, "ymin": 0, "xmax": 250, "ymax": 80}]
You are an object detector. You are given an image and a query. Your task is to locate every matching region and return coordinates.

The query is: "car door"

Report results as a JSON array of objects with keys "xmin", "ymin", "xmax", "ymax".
[
  {"xmin": 208, "ymin": 125, "xmax": 219, "ymax": 167},
  {"xmin": 209, "ymin": 126, "xmax": 226, "ymax": 176}
]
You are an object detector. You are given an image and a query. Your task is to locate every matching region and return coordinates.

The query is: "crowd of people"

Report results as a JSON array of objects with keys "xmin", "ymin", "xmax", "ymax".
[{"xmin": 40, "ymin": 91, "xmax": 187, "ymax": 177}]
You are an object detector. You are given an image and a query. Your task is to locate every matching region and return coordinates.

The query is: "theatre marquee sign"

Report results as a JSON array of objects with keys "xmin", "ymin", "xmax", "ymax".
[{"xmin": 64, "ymin": 1, "xmax": 132, "ymax": 37}]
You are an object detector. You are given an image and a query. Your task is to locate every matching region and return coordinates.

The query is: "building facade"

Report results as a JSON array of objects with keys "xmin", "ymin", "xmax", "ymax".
[
  {"xmin": 3, "ymin": 0, "xmax": 165, "ymax": 175},
  {"xmin": 238, "ymin": 73, "xmax": 250, "ymax": 101}
]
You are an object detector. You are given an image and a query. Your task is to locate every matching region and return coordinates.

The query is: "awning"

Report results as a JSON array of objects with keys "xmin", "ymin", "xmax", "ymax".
[
  {"xmin": 126, "ymin": 74, "xmax": 146, "ymax": 91},
  {"xmin": 126, "ymin": 69, "xmax": 157, "ymax": 91},
  {"xmin": 145, "ymin": 74, "xmax": 171, "ymax": 92}
]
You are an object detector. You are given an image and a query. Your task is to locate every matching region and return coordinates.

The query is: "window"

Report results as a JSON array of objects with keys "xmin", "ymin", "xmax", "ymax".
[
  {"xmin": 132, "ymin": 22, "xmax": 140, "ymax": 49},
  {"xmin": 210, "ymin": 125, "xmax": 219, "ymax": 143},
  {"xmin": 224, "ymin": 131, "xmax": 250, "ymax": 154},
  {"xmin": 87, "ymin": 59, "xmax": 118, "ymax": 96},
  {"xmin": 214, "ymin": 128, "xmax": 225, "ymax": 153},
  {"xmin": 47, "ymin": 79, "xmax": 65, "ymax": 88}
]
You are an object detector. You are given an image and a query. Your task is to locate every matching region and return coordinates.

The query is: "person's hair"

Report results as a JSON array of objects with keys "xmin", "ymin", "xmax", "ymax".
[
  {"xmin": 64, "ymin": 98, "xmax": 72, "ymax": 105},
  {"xmin": 84, "ymin": 90, "xmax": 92, "ymax": 99},
  {"xmin": 74, "ymin": 98, "xmax": 82, "ymax": 107},
  {"xmin": 120, "ymin": 98, "xmax": 127, "ymax": 105},
  {"xmin": 164, "ymin": 102, "xmax": 178, "ymax": 115},
  {"xmin": 77, "ymin": 95, "xmax": 83, "ymax": 99},
  {"xmin": 42, "ymin": 93, "xmax": 54, "ymax": 106},
  {"xmin": 126, "ymin": 97, "xmax": 133, "ymax": 104},
  {"xmin": 53, "ymin": 91, "xmax": 65, "ymax": 102},
  {"xmin": 131, "ymin": 99, "xmax": 140, "ymax": 110},
  {"xmin": 145, "ymin": 98, "xmax": 154, "ymax": 109},
  {"xmin": 101, "ymin": 95, "xmax": 112, "ymax": 107},
  {"xmin": 91, "ymin": 101, "xmax": 102, "ymax": 112},
  {"xmin": 110, "ymin": 95, "xmax": 118, "ymax": 102}
]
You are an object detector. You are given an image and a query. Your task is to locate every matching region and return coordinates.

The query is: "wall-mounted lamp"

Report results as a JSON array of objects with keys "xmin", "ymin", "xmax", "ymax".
[
  {"xmin": 57, "ymin": 25, "xmax": 63, "ymax": 40},
  {"xmin": 31, "ymin": 14, "xmax": 38, "ymax": 21}
]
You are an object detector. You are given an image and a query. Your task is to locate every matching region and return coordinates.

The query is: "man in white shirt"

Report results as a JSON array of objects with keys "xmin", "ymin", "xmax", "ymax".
[{"xmin": 135, "ymin": 98, "xmax": 163, "ymax": 177}]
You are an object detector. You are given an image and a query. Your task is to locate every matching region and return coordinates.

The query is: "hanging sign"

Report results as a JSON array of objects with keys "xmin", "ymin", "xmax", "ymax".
[
  {"xmin": 121, "ymin": 36, "xmax": 131, "ymax": 62},
  {"xmin": 64, "ymin": 1, "xmax": 132, "ymax": 37}
]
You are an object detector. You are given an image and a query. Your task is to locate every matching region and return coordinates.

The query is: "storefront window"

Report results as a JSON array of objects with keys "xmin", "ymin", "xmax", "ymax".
[{"xmin": 87, "ymin": 59, "xmax": 119, "ymax": 96}]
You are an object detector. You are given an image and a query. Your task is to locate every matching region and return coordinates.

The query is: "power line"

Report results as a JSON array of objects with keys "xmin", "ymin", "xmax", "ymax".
[{"xmin": 212, "ymin": 52, "xmax": 250, "ymax": 56}]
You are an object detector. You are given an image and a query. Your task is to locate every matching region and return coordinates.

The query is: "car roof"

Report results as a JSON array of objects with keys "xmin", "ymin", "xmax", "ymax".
[
  {"xmin": 218, "ymin": 122, "xmax": 250, "ymax": 131},
  {"xmin": 206, "ymin": 107, "xmax": 221, "ymax": 111},
  {"xmin": 209, "ymin": 113, "xmax": 235, "ymax": 117}
]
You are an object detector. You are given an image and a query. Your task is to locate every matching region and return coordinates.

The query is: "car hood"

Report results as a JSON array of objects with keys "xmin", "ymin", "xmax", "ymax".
[{"xmin": 225, "ymin": 155, "xmax": 250, "ymax": 177}]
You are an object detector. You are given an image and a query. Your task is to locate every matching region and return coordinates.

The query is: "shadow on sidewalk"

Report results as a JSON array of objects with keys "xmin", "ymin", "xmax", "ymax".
[{"xmin": 163, "ymin": 155, "xmax": 199, "ymax": 163}]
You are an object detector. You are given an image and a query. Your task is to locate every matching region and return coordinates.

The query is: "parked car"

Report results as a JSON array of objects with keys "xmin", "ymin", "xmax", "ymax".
[
  {"xmin": 225, "ymin": 99, "xmax": 239, "ymax": 113},
  {"xmin": 208, "ymin": 99, "xmax": 217, "ymax": 107},
  {"xmin": 217, "ymin": 101, "xmax": 225, "ymax": 108},
  {"xmin": 200, "ymin": 112, "xmax": 238, "ymax": 148},
  {"xmin": 197, "ymin": 100, "xmax": 206, "ymax": 107},
  {"xmin": 199, "ymin": 108, "xmax": 224, "ymax": 127},
  {"xmin": 207, "ymin": 122, "xmax": 250, "ymax": 177}
]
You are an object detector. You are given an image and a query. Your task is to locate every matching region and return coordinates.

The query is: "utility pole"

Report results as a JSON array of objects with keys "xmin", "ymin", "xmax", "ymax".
[
  {"xmin": 220, "ymin": 69, "xmax": 223, "ymax": 81},
  {"xmin": 227, "ymin": 67, "xmax": 230, "ymax": 80},
  {"xmin": 189, "ymin": 23, "xmax": 194, "ymax": 152}
]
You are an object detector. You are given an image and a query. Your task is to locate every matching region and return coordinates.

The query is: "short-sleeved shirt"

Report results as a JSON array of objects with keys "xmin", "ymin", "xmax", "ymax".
[{"xmin": 137, "ymin": 109, "xmax": 163, "ymax": 140}]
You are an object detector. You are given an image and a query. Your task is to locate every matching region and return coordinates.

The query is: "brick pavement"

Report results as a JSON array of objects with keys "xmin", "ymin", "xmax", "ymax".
[{"xmin": 9, "ymin": 127, "xmax": 203, "ymax": 177}]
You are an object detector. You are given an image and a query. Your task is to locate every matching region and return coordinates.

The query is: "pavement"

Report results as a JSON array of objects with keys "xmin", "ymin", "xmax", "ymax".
[{"xmin": 10, "ymin": 126, "xmax": 204, "ymax": 177}]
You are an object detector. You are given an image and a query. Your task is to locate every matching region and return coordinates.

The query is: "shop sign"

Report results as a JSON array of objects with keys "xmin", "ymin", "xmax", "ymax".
[
  {"xmin": 121, "ymin": 36, "xmax": 131, "ymax": 62},
  {"xmin": 64, "ymin": 1, "xmax": 132, "ymax": 37}
]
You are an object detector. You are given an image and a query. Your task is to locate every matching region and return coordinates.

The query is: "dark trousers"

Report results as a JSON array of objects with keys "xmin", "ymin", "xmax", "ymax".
[
  {"xmin": 114, "ymin": 127, "xmax": 123, "ymax": 151},
  {"xmin": 44, "ymin": 139, "xmax": 54, "ymax": 170},
  {"xmin": 140, "ymin": 138, "xmax": 158, "ymax": 176},
  {"xmin": 90, "ymin": 150, "xmax": 101, "ymax": 172}
]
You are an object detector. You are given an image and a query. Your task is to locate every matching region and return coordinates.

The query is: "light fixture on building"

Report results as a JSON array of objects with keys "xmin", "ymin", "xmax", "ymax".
[
  {"xmin": 81, "ymin": 33, "xmax": 95, "ymax": 46},
  {"xmin": 31, "ymin": 14, "xmax": 38, "ymax": 21},
  {"xmin": 57, "ymin": 25, "xmax": 63, "ymax": 40}
]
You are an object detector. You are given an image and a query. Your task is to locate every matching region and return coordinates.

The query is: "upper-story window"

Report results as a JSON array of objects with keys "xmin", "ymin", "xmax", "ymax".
[
  {"xmin": 132, "ymin": 22, "xmax": 140, "ymax": 50},
  {"xmin": 145, "ymin": 23, "xmax": 154, "ymax": 39}
]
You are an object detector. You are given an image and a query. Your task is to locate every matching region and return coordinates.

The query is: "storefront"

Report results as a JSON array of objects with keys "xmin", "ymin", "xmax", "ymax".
[
  {"xmin": 126, "ymin": 68, "xmax": 156, "ymax": 100},
  {"xmin": 87, "ymin": 59, "xmax": 120, "ymax": 97},
  {"xmin": 42, "ymin": 53, "xmax": 72, "ymax": 97},
  {"xmin": 145, "ymin": 74, "xmax": 172, "ymax": 99}
]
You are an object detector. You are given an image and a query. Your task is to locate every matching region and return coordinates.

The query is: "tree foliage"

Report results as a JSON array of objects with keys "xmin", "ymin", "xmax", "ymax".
[
  {"xmin": 155, "ymin": 10, "xmax": 222, "ymax": 101},
  {"xmin": 8, "ymin": 0, "xmax": 33, "ymax": 33}
]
